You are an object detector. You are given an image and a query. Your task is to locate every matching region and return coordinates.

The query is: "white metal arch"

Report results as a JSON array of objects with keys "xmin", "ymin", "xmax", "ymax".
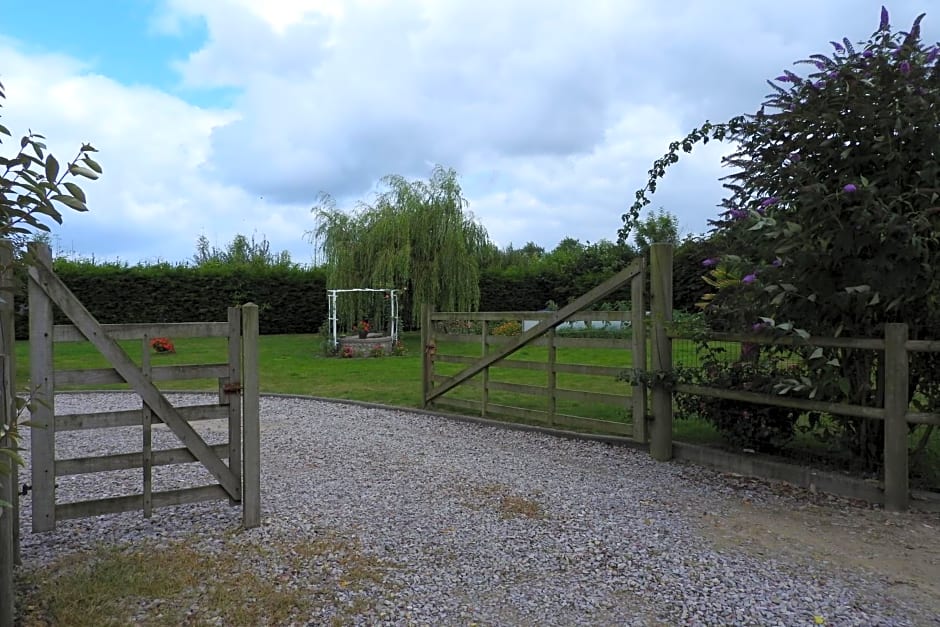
[{"xmin": 326, "ymin": 288, "xmax": 400, "ymax": 348}]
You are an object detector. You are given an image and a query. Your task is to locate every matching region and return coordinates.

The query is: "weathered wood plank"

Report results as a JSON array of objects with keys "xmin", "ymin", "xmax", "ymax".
[
  {"xmin": 548, "ymin": 412, "xmax": 632, "ymax": 435},
  {"xmin": 241, "ymin": 303, "xmax": 260, "ymax": 528},
  {"xmin": 547, "ymin": 329, "xmax": 557, "ymax": 426},
  {"xmin": 55, "ymin": 485, "xmax": 227, "ymax": 521},
  {"xmin": 440, "ymin": 334, "xmax": 632, "ymax": 349},
  {"xmin": 435, "ymin": 355, "xmax": 627, "ymax": 378},
  {"xmin": 487, "ymin": 380, "xmax": 547, "ymax": 396},
  {"xmin": 421, "ymin": 304, "xmax": 434, "ymax": 407},
  {"xmin": 141, "ymin": 336, "xmax": 153, "ymax": 518},
  {"xmin": 152, "ymin": 484, "xmax": 228, "ymax": 509},
  {"xmin": 481, "ymin": 320, "xmax": 490, "ymax": 418},
  {"xmin": 554, "ymin": 363, "xmax": 624, "ymax": 377},
  {"xmin": 435, "ymin": 353, "xmax": 483, "ymax": 365},
  {"xmin": 56, "ymin": 403, "xmax": 230, "ymax": 431},
  {"xmin": 434, "ymin": 398, "xmax": 634, "ymax": 436},
  {"xmin": 28, "ymin": 243, "xmax": 56, "ymax": 532},
  {"xmin": 56, "ymin": 443, "xmax": 231, "ymax": 476},
  {"xmin": 426, "ymin": 257, "xmax": 644, "ymax": 404},
  {"xmin": 28, "ymin": 256, "xmax": 239, "ymax": 499},
  {"xmin": 670, "ymin": 330, "xmax": 885, "ymax": 351},
  {"xmin": 55, "ymin": 363, "xmax": 229, "ymax": 387},
  {"xmin": 554, "ymin": 388, "xmax": 630, "ymax": 406},
  {"xmin": 905, "ymin": 339, "xmax": 940, "ymax": 353},
  {"xmin": 434, "ymin": 376, "xmax": 631, "ymax": 406},
  {"xmin": 431, "ymin": 310, "xmax": 635, "ymax": 322},
  {"xmin": 551, "ymin": 337, "xmax": 632, "ymax": 349},
  {"xmin": 226, "ymin": 307, "xmax": 243, "ymax": 506},
  {"xmin": 884, "ymin": 323, "xmax": 909, "ymax": 511},
  {"xmin": 673, "ymin": 383, "xmax": 885, "ymax": 420},
  {"xmin": 631, "ymin": 261, "xmax": 649, "ymax": 443},
  {"xmin": 649, "ymin": 243, "xmax": 674, "ymax": 461},
  {"xmin": 53, "ymin": 321, "xmax": 229, "ymax": 342},
  {"xmin": 906, "ymin": 412, "xmax": 940, "ymax": 426}
]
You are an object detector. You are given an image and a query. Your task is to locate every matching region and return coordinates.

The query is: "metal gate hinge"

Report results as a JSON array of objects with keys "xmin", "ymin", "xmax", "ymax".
[{"xmin": 223, "ymin": 382, "xmax": 243, "ymax": 394}]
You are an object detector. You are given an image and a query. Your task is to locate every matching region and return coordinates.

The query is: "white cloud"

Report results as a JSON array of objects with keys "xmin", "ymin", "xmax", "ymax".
[
  {"xmin": 0, "ymin": 41, "xmax": 319, "ymax": 264},
  {"xmin": 2, "ymin": 0, "xmax": 937, "ymax": 265}
]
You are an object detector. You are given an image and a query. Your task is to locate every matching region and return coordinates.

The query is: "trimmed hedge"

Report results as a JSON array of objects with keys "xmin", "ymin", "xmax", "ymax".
[
  {"xmin": 14, "ymin": 262, "xmax": 327, "ymax": 339},
  {"xmin": 479, "ymin": 268, "xmax": 633, "ymax": 312},
  {"xmin": 10, "ymin": 242, "xmax": 709, "ymax": 339}
]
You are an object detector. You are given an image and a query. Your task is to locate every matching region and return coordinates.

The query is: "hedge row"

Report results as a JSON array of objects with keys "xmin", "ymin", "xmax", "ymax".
[
  {"xmin": 13, "ymin": 263, "xmax": 328, "ymax": 339},
  {"xmin": 11, "ymin": 251, "xmax": 708, "ymax": 339},
  {"xmin": 478, "ymin": 270, "xmax": 632, "ymax": 312}
]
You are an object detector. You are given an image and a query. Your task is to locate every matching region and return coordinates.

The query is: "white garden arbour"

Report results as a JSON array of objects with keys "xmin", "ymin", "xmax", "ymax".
[{"xmin": 327, "ymin": 288, "xmax": 401, "ymax": 349}]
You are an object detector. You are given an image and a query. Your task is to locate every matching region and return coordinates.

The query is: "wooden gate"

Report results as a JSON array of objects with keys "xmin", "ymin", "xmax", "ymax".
[
  {"xmin": 422, "ymin": 257, "xmax": 649, "ymax": 440},
  {"xmin": 26, "ymin": 243, "xmax": 260, "ymax": 531}
]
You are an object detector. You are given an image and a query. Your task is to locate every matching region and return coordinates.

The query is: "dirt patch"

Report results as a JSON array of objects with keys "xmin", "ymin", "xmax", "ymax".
[{"xmin": 695, "ymin": 476, "xmax": 940, "ymax": 612}]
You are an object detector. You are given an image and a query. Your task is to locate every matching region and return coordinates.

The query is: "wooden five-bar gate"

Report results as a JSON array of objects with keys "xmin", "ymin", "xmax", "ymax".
[
  {"xmin": 422, "ymin": 257, "xmax": 652, "ymax": 441},
  {"xmin": 25, "ymin": 242, "xmax": 261, "ymax": 531},
  {"xmin": 1, "ymin": 242, "xmax": 262, "ymax": 624}
]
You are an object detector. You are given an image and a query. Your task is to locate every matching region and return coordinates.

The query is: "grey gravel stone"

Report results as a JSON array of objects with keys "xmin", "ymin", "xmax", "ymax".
[{"xmin": 13, "ymin": 393, "xmax": 937, "ymax": 625}]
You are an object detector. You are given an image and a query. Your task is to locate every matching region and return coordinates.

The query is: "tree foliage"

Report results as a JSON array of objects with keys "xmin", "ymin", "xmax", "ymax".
[
  {"xmin": 193, "ymin": 233, "xmax": 294, "ymax": 268},
  {"xmin": 633, "ymin": 208, "xmax": 680, "ymax": 257},
  {"xmin": 1, "ymin": 78, "xmax": 99, "ymax": 505},
  {"xmin": 310, "ymin": 166, "xmax": 491, "ymax": 326},
  {"xmin": 626, "ymin": 8, "xmax": 940, "ymax": 462}
]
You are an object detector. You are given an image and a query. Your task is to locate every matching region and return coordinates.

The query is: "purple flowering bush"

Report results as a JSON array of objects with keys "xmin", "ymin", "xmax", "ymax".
[{"xmin": 622, "ymin": 7, "xmax": 940, "ymax": 464}]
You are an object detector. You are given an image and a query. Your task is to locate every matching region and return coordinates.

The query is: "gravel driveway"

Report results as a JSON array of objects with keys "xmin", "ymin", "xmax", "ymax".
[{"xmin": 14, "ymin": 393, "xmax": 940, "ymax": 625}]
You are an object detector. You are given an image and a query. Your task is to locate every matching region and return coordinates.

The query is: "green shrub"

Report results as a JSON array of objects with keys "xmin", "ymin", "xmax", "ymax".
[{"xmin": 675, "ymin": 345, "xmax": 799, "ymax": 452}]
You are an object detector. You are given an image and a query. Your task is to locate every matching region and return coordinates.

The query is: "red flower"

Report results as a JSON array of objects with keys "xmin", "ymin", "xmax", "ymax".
[{"xmin": 150, "ymin": 337, "xmax": 175, "ymax": 353}]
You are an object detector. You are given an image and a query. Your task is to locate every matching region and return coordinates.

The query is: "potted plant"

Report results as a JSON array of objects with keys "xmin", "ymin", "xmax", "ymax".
[{"xmin": 354, "ymin": 319, "xmax": 370, "ymax": 339}]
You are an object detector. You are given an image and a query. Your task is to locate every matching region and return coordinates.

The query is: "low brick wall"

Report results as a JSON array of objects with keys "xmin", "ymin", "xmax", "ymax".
[{"xmin": 338, "ymin": 334, "xmax": 394, "ymax": 357}]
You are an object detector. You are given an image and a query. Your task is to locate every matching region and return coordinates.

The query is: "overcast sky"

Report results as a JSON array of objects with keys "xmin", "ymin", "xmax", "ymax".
[{"xmin": 0, "ymin": 1, "xmax": 936, "ymax": 265}]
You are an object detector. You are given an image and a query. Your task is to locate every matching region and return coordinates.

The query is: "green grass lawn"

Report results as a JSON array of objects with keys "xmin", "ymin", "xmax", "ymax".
[{"xmin": 11, "ymin": 330, "xmax": 712, "ymax": 439}]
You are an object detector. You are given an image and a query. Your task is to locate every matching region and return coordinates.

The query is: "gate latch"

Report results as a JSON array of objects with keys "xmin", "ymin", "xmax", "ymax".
[{"xmin": 223, "ymin": 382, "xmax": 243, "ymax": 395}]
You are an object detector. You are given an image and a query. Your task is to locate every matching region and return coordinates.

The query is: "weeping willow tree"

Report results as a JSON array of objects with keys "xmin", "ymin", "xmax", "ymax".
[{"xmin": 310, "ymin": 166, "xmax": 492, "ymax": 327}]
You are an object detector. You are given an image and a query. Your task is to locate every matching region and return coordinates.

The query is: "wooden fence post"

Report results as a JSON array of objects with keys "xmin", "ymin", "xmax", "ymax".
[
  {"xmin": 28, "ymin": 243, "xmax": 55, "ymax": 532},
  {"xmin": 241, "ymin": 303, "xmax": 261, "ymax": 528},
  {"xmin": 0, "ymin": 240, "xmax": 15, "ymax": 627},
  {"xmin": 481, "ymin": 320, "xmax": 489, "ymax": 417},
  {"xmin": 547, "ymin": 327, "xmax": 557, "ymax": 427},
  {"xmin": 649, "ymin": 243, "xmax": 674, "ymax": 461},
  {"xmin": 883, "ymin": 322, "xmax": 909, "ymax": 511},
  {"xmin": 631, "ymin": 258, "xmax": 648, "ymax": 443},
  {"xmin": 141, "ymin": 334, "xmax": 153, "ymax": 518},
  {"xmin": 421, "ymin": 304, "xmax": 433, "ymax": 408}
]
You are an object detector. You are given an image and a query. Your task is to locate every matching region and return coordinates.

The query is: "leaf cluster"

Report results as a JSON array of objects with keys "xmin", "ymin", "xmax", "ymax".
[
  {"xmin": 1, "ymin": 77, "xmax": 101, "ymax": 502},
  {"xmin": 1, "ymin": 79, "xmax": 99, "ymax": 242}
]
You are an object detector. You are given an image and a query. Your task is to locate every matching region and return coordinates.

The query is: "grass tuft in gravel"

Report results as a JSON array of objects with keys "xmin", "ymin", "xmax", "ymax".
[{"xmin": 16, "ymin": 531, "xmax": 397, "ymax": 626}]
